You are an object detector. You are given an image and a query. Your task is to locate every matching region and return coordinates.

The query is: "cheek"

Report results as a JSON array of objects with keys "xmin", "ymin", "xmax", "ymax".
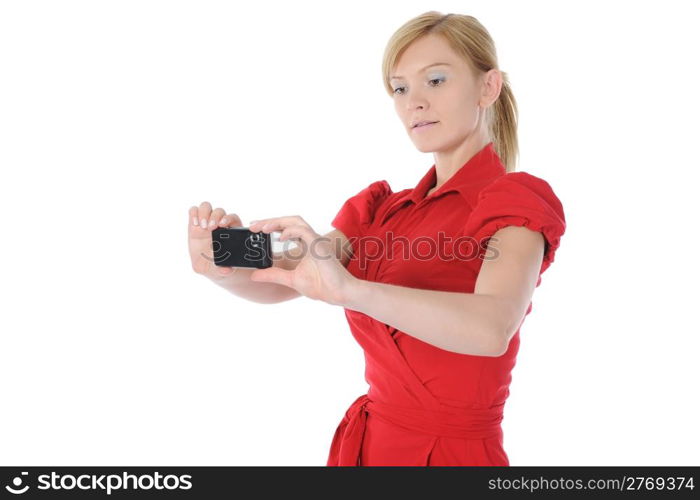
[
  {"xmin": 448, "ymin": 99, "xmax": 479, "ymax": 128},
  {"xmin": 437, "ymin": 91, "xmax": 468, "ymax": 119},
  {"xmin": 395, "ymin": 104, "xmax": 407, "ymax": 122}
]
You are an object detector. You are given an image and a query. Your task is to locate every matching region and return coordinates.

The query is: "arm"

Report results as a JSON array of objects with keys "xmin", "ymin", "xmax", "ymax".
[
  {"xmin": 209, "ymin": 228, "xmax": 353, "ymax": 304},
  {"xmin": 342, "ymin": 225, "xmax": 545, "ymax": 357}
]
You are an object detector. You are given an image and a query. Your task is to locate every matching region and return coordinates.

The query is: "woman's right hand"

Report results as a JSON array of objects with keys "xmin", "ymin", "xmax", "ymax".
[{"xmin": 188, "ymin": 201, "xmax": 243, "ymax": 278}]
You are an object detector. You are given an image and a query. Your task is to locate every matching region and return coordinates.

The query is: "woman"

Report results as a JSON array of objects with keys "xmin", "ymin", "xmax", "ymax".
[{"xmin": 187, "ymin": 11, "xmax": 566, "ymax": 466}]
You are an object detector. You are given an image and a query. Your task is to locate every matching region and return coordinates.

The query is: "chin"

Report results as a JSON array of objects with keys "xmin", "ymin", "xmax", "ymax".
[
  {"xmin": 411, "ymin": 144, "xmax": 431, "ymax": 153},
  {"xmin": 412, "ymin": 140, "xmax": 441, "ymax": 154}
]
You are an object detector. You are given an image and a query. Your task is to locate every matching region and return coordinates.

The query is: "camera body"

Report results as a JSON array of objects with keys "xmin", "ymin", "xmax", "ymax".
[{"xmin": 211, "ymin": 227, "xmax": 273, "ymax": 269}]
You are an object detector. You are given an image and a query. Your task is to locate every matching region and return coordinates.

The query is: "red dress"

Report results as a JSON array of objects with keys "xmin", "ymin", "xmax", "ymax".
[{"xmin": 326, "ymin": 142, "xmax": 566, "ymax": 466}]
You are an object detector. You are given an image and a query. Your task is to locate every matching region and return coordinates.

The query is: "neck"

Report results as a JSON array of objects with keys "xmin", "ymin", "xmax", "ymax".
[{"xmin": 431, "ymin": 134, "xmax": 491, "ymax": 193}]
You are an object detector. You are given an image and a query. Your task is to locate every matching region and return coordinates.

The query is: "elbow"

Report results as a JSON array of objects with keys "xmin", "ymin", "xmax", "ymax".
[
  {"xmin": 458, "ymin": 323, "xmax": 508, "ymax": 357},
  {"xmin": 484, "ymin": 319, "xmax": 511, "ymax": 357},
  {"xmin": 487, "ymin": 330, "xmax": 508, "ymax": 357},
  {"xmin": 458, "ymin": 297, "xmax": 518, "ymax": 357},
  {"xmin": 485, "ymin": 298, "xmax": 523, "ymax": 357},
  {"xmin": 490, "ymin": 338, "xmax": 508, "ymax": 357},
  {"xmin": 490, "ymin": 316, "xmax": 525, "ymax": 356}
]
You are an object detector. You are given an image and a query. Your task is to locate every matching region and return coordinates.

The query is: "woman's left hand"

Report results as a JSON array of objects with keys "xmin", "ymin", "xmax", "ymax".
[{"xmin": 247, "ymin": 215, "xmax": 357, "ymax": 306}]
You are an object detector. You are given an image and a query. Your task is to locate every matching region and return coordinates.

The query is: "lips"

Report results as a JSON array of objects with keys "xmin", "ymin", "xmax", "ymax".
[
  {"xmin": 412, "ymin": 121, "xmax": 438, "ymax": 132},
  {"xmin": 413, "ymin": 121, "xmax": 438, "ymax": 128}
]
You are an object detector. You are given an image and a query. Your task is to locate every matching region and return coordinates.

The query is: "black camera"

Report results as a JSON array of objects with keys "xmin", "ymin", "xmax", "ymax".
[{"xmin": 211, "ymin": 227, "xmax": 273, "ymax": 269}]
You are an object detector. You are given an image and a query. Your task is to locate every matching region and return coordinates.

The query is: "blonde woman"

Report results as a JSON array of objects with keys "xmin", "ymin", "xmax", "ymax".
[{"xmin": 188, "ymin": 11, "xmax": 566, "ymax": 466}]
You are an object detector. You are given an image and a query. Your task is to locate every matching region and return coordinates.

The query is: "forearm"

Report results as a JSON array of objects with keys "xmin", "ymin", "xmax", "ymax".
[{"xmin": 343, "ymin": 279, "xmax": 506, "ymax": 356}]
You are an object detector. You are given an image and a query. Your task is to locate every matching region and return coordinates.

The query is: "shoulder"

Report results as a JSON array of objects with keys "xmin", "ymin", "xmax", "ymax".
[
  {"xmin": 341, "ymin": 179, "xmax": 394, "ymax": 214},
  {"xmin": 466, "ymin": 171, "xmax": 566, "ymax": 275},
  {"xmin": 476, "ymin": 171, "xmax": 564, "ymax": 215},
  {"xmin": 362, "ymin": 179, "xmax": 393, "ymax": 202},
  {"xmin": 332, "ymin": 179, "xmax": 395, "ymax": 235},
  {"xmin": 337, "ymin": 179, "xmax": 393, "ymax": 205}
]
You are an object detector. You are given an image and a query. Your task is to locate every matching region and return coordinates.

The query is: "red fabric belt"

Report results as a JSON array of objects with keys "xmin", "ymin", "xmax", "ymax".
[{"xmin": 326, "ymin": 394, "xmax": 505, "ymax": 466}]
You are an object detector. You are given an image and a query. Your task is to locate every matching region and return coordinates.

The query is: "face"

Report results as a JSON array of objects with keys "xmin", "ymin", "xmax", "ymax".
[{"xmin": 390, "ymin": 34, "xmax": 496, "ymax": 153}]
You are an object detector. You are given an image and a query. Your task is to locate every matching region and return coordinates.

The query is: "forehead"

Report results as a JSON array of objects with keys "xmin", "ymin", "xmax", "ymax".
[{"xmin": 391, "ymin": 35, "xmax": 464, "ymax": 79}]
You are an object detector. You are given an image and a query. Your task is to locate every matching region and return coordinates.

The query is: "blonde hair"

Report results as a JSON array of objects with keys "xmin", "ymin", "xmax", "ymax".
[{"xmin": 382, "ymin": 11, "xmax": 519, "ymax": 172}]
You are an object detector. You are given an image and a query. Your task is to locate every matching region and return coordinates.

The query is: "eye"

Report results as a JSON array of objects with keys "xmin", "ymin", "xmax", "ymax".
[
  {"xmin": 392, "ymin": 77, "xmax": 445, "ymax": 95},
  {"xmin": 428, "ymin": 77, "xmax": 445, "ymax": 87}
]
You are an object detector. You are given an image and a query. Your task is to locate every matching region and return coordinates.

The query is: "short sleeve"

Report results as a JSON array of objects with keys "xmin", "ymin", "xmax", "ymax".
[
  {"xmin": 464, "ymin": 172, "xmax": 566, "ymax": 275},
  {"xmin": 331, "ymin": 180, "xmax": 393, "ymax": 244}
]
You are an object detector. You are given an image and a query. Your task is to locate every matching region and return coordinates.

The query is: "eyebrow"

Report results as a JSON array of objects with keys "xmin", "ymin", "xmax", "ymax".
[{"xmin": 390, "ymin": 62, "xmax": 452, "ymax": 81}]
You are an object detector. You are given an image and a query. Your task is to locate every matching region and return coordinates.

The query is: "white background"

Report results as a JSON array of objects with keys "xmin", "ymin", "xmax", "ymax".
[{"xmin": 1, "ymin": 0, "xmax": 698, "ymax": 466}]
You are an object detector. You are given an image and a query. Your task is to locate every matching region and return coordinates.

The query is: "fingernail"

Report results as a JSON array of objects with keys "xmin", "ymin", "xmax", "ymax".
[
  {"xmin": 193, "ymin": 217, "xmax": 199, "ymax": 226},
  {"xmin": 220, "ymin": 217, "xmax": 227, "ymax": 225},
  {"xmin": 208, "ymin": 219, "xmax": 215, "ymax": 227},
  {"xmin": 200, "ymin": 218, "xmax": 208, "ymax": 228}
]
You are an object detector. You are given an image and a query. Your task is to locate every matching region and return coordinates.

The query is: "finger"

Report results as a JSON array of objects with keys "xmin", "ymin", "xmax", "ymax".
[
  {"xmin": 249, "ymin": 215, "xmax": 305, "ymax": 231},
  {"xmin": 248, "ymin": 218, "xmax": 269, "ymax": 232},
  {"xmin": 197, "ymin": 201, "xmax": 213, "ymax": 228},
  {"xmin": 219, "ymin": 212, "xmax": 242, "ymax": 228},
  {"xmin": 250, "ymin": 267, "xmax": 293, "ymax": 288},
  {"xmin": 251, "ymin": 216, "xmax": 308, "ymax": 234},
  {"xmin": 189, "ymin": 206, "xmax": 200, "ymax": 227},
  {"xmin": 205, "ymin": 207, "xmax": 226, "ymax": 230},
  {"xmin": 279, "ymin": 224, "xmax": 317, "ymax": 247}
]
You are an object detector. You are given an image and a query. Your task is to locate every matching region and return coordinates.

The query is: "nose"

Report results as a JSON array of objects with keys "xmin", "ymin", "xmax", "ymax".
[{"xmin": 406, "ymin": 94, "xmax": 429, "ymax": 114}]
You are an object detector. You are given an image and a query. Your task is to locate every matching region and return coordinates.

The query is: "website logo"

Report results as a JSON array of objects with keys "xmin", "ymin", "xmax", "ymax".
[
  {"xmin": 5, "ymin": 471, "xmax": 30, "ymax": 495},
  {"xmin": 4, "ymin": 471, "xmax": 193, "ymax": 495}
]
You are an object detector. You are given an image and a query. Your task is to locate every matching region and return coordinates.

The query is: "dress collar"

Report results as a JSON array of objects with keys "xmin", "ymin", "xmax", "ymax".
[
  {"xmin": 380, "ymin": 142, "xmax": 506, "ymax": 226},
  {"xmin": 410, "ymin": 141, "xmax": 506, "ymax": 207}
]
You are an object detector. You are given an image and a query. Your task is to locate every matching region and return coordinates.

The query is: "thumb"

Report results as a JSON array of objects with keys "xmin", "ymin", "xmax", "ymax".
[
  {"xmin": 216, "ymin": 265, "xmax": 235, "ymax": 276},
  {"xmin": 250, "ymin": 267, "xmax": 293, "ymax": 288}
]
